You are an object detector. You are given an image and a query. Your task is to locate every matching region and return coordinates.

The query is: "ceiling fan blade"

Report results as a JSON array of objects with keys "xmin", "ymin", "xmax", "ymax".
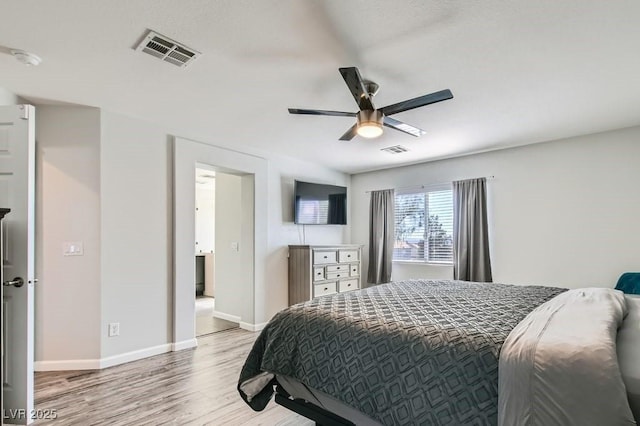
[
  {"xmin": 288, "ymin": 108, "xmax": 357, "ymax": 117},
  {"xmin": 339, "ymin": 124, "xmax": 358, "ymax": 141},
  {"xmin": 383, "ymin": 116, "xmax": 426, "ymax": 137},
  {"xmin": 339, "ymin": 67, "xmax": 375, "ymax": 111},
  {"xmin": 380, "ymin": 89, "xmax": 453, "ymax": 116}
]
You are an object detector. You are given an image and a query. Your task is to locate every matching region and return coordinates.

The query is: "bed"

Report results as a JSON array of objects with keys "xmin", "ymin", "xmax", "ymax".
[{"xmin": 238, "ymin": 279, "xmax": 639, "ymax": 425}]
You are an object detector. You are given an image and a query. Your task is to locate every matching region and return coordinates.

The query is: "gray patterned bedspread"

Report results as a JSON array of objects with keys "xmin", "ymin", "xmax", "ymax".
[{"xmin": 238, "ymin": 279, "xmax": 566, "ymax": 425}]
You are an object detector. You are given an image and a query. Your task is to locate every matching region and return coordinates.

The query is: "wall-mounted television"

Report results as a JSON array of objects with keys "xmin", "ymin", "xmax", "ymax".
[{"xmin": 294, "ymin": 180, "xmax": 347, "ymax": 225}]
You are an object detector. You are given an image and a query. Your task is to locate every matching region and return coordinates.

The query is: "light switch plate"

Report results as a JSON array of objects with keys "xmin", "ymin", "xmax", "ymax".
[{"xmin": 63, "ymin": 241, "xmax": 84, "ymax": 256}]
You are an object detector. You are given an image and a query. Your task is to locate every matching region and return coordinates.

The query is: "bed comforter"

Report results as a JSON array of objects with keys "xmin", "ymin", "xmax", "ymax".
[{"xmin": 238, "ymin": 279, "xmax": 565, "ymax": 425}]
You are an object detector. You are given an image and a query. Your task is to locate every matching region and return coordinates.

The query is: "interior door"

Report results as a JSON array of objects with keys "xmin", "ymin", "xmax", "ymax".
[{"xmin": 0, "ymin": 104, "xmax": 36, "ymax": 425}]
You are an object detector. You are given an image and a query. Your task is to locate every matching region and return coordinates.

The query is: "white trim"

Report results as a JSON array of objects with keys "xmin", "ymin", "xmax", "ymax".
[
  {"xmin": 34, "ymin": 343, "xmax": 184, "ymax": 372},
  {"xmin": 240, "ymin": 322, "xmax": 267, "ymax": 332},
  {"xmin": 172, "ymin": 338, "xmax": 198, "ymax": 351},
  {"xmin": 212, "ymin": 310, "xmax": 241, "ymax": 323},
  {"xmin": 173, "ymin": 137, "xmax": 268, "ymax": 345},
  {"xmin": 99, "ymin": 343, "xmax": 172, "ymax": 369},
  {"xmin": 34, "ymin": 359, "xmax": 101, "ymax": 372}
]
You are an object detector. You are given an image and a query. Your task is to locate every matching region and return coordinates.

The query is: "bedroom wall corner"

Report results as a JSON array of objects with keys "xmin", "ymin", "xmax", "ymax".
[{"xmin": 0, "ymin": 86, "xmax": 24, "ymax": 105}]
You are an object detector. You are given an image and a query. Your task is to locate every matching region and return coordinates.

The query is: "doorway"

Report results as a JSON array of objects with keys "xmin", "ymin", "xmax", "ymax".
[
  {"xmin": 194, "ymin": 167, "xmax": 237, "ymax": 336},
  {"xmin": 173, "ymin": 137, "xmax": 268, "ymax": 349}
]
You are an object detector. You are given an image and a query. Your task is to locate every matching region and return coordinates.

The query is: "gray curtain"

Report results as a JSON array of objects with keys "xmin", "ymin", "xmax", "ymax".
[
  {"xmin": 368, "ymin": 189, "xmax": 395, "ymax": 284},
  {"xmin": 453, "ymin": 178, "xmax": 492, "ymax": 282}
]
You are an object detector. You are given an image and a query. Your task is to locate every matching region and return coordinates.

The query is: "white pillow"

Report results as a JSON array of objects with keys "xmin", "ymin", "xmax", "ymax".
[{"xmin": 618, "ymin": 294, "xmax": 640, "ymax": 421}]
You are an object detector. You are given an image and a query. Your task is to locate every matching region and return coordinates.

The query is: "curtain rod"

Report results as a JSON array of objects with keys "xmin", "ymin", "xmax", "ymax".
[{"xmin": 364, "ymin": 175, "xmax": 494, "ymax": 194}]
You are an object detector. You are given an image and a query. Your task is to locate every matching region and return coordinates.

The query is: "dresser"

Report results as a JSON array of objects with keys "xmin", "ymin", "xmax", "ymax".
[{"xmin": 288, "ymin": 244, "xmax": 362, "ymax": 305}]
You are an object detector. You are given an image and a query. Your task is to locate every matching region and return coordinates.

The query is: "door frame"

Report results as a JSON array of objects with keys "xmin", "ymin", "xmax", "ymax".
[{"xmin": 172, "ymin": 137, "xmax": 268, "ymax": 348}]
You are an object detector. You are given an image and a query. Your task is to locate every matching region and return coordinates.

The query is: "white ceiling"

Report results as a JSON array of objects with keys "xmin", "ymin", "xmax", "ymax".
[{"xmin": 2, "ymin": 1, "xmax": 639, "ymax": 173}]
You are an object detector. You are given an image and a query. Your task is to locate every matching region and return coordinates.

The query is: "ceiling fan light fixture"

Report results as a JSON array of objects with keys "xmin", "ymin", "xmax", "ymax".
[
  {"xmin": 357, "ymin": 122, "xmax": 383, "ymax": 138},
  {"xmin": 356, "ymin": 110, "xmax": 384, "ymax": 138}
]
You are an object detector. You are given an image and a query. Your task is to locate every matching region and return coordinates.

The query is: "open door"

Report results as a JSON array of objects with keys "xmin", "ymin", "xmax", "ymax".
[{"xmin": 1, "ymin": 105, "xmax": 36, "ymax": 425}]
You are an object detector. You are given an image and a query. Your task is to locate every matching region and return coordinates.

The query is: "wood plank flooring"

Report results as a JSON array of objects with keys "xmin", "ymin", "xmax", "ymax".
[
  {"xmin": 195, "ymin": 297, "xmax": 238, "ymax": 336},
  {"xmin": 33, "ymin": 329, "xmax": 312, "ymax": 426}
]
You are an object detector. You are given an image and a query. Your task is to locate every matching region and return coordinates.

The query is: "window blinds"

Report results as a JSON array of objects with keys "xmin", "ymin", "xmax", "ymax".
[{"xmin": 393, "ymin": 188, "xmax": 453, "ymax": 263}]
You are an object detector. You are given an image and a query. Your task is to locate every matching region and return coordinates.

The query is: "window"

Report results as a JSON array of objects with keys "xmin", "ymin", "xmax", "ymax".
[{"xmin": 393, "ymin": 187, "xmax": 453, "ymax": 263}]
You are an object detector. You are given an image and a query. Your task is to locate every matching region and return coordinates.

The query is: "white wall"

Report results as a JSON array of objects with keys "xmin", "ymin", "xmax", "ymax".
[
  {"xmin": 195, "ymin": 181, "xmax": 215, "ymax": 254},
  {"xmin": 265, "ymin": 155, "xmax": 350, "ymax": 320},
  {"xmin": 214, "ymin": 172, "xmax": 244, "ymax": 320},
  {"xmin": 352, "ymin": 126, "xmax": 640, "ymax": 289},
  {"xmin": 0, "ymin": 86, "xmax": 22, "ymax": 105},
  {"xmin": 100, "ymin": 110, "xmax": 171, "ymax": 358},
  {"xmin": 35, "ymin": 106, "xmax": 102, "ymax": 362},
  {"xmin": 30, "ymin": 102, "xmax": 350, "ymax": 365}
]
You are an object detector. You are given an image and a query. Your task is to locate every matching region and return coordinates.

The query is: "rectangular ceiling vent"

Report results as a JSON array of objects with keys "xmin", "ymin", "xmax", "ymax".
[
  {"xmin": 135, "ymin": 30, "xmax": 200, "ymax": 68},
  {"xmin": 381, "ymin": 145, "xmax": 409, "ymax": 154}
]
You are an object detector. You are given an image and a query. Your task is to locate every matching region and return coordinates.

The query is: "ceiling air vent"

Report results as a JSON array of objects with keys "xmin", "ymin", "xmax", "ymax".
[
  {"xmin": 381, "ymin": 145, "xmax": 409, "ymax": 154},
  {"xmin": 135, "ymin": 30, "xmax": 200, "ymax": 68}
]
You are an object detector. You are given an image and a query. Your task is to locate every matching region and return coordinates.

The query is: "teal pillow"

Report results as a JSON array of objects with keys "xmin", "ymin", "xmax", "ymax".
[{"xmin": 615, "ymin": 273, "xmax": 640, "ymax": 295}]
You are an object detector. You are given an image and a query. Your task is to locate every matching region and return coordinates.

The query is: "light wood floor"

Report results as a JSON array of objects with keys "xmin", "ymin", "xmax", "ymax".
[
  {"xmin": 33, "ymin": 329, "xmax": 311, "ymax": 426},
  {"xmin": 195, "ymin": 297, "xmax": 238, "ymax": 336}
]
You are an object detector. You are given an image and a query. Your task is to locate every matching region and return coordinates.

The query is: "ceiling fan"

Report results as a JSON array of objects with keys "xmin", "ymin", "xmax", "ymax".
[{"xmin": 288, "ymin": 67, "xmax": 453, "ymax": 141}]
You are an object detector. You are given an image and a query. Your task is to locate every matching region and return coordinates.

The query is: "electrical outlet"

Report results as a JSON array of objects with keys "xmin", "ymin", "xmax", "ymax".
[{"xmin": 108, "ymin": 322, "xmax": 120, "ymax": 337}]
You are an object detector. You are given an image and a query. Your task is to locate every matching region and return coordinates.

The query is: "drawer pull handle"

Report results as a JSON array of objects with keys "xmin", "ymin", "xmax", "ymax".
[
  {"xmin": 347, "ymin": 255, "xmax": 351, "ymax": 257},
  {"xmin": 324, "ymin": 287, "xmax": 328, "ymax": 291},
  {"xmin": 337, "ymin": 274, "xmax": 341, "ymax": 277}
]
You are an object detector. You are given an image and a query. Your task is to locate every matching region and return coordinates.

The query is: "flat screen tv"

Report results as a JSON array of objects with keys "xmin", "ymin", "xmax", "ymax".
[{"xmin": 294, "ymin": 180, "xmax": 347, "ymax": 225}]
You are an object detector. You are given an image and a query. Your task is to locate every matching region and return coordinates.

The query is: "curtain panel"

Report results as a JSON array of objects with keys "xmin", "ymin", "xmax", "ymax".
[
  {"xmin": 368, "ymin": 189, "xmax": 395, "ymax": 284},
  {"xmin": 453, "ymin": 178, "xmax": 493, "ymax": 282}
]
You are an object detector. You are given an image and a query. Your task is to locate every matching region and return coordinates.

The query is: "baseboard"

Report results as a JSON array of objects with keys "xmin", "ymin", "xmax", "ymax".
[
  {"xmin": 35, "ymin": 359, "xmax": 101, "ymax": 372},
  {"xmin": 100, "ymin": 343, "xmax": 173, "ymax": 369},
  {"xmin": 34, "ymin": 340, "xmax": 196, "ymax": 372},
  {"xmin": 211, "ymin": 310, "xmax": 264, "ymax": 331},
  {"xmin": 172, "ymin": 338, "xmax": 198, "ymax": 351},
  {"xmin": 212, "ymin": 310, "xmax": 241, "ymax": 323},
  {"xmin": 240, "ymin": 321, "xmax": 267, "ymax": 332}
]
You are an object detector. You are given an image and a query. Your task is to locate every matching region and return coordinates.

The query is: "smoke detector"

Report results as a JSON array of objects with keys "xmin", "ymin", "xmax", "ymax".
[
  {"xmin": 135, "ymin": 30, "xmax": 200, "ymax": 68},
  {"xmin": 11, "ymin": 49, "xmax": 42, "ymax": 66}
]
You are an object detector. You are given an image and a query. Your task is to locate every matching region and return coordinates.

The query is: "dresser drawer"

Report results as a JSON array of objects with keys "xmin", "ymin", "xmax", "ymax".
[
  {"xmin": 313, "ymin": 267, "xmax": 325, "ymax": 282},
  {"xmin": 314, "ymin": 282, "xmax": 337, "ymax": 297},
  {"xmin": 338, "ymin": 278, "xmax": 359, "ymax": 293},
  {"xmin": 314, "ymin": 250, "xmax": 337, "ymax": 265},
  {"xmin": 326, "ymin": 271, "xmax": 349, "ymax": 280},
  {"xmin": 338, "ymin": 249, "xmax": 359, "ymax": 263},
  {"xmin": 326, "ymin": 264, "xmax": 348, "ymax": 273},
  {"xmin": 350, "ymin": 264, "xmax": 359, "ymax": 276}
]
